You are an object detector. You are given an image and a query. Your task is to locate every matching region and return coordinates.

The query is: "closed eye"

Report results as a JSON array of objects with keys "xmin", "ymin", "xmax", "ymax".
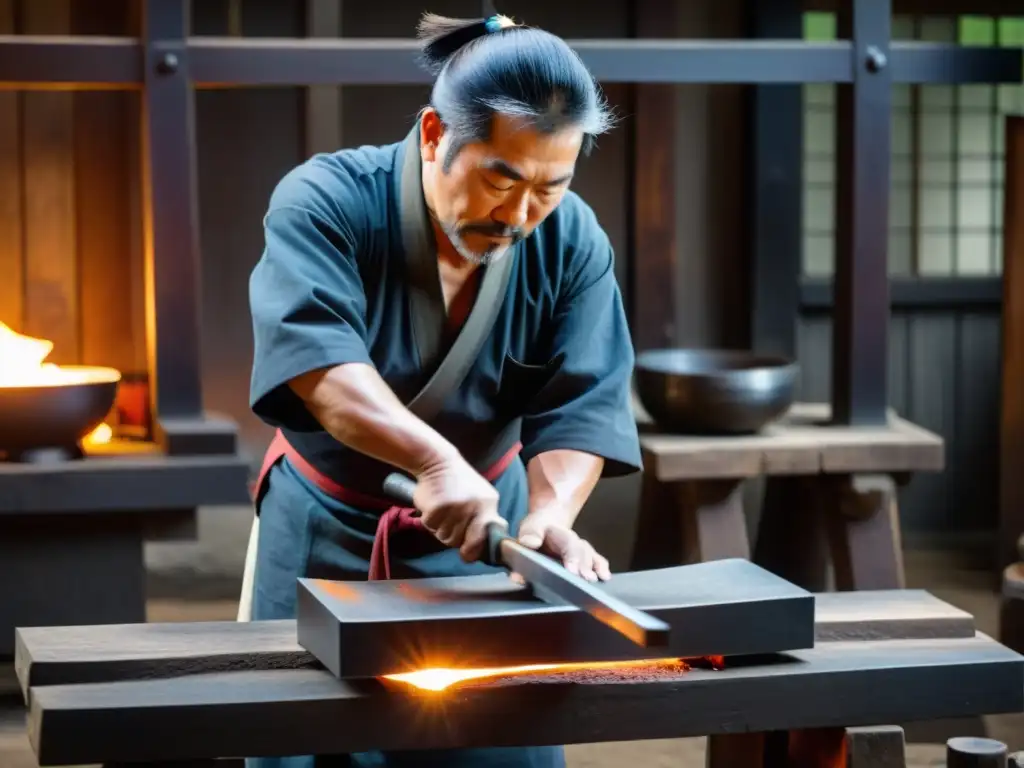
[{"xmin": 484, "ymin": 177, "xmax": 514, "ymax": 193}]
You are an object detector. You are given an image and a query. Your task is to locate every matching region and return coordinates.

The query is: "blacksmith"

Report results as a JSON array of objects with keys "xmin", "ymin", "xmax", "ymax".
[{"xmin": 243, "ymin": 12, "xmax": 642, "ymax": 768}]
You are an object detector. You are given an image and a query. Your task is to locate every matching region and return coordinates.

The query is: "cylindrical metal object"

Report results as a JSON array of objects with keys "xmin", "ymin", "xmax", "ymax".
[{"xmin": 947, "ymin": 737, "xmax": 1007, "ymax": 768}]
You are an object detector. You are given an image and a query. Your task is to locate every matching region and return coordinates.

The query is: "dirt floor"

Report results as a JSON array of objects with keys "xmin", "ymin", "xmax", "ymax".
[{"xmin": 1, "ymin": 549, "xmax": 1021, "ymax": 768}]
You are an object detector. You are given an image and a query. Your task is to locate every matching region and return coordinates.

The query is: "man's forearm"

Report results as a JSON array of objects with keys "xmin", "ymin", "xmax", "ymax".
[
  {"xmin": 288, "ymin": 363, "xmax": 460, "ymax": 477},
  {"xmin": 526, "ymin": 449, "xmax": 604, "ymax": 526}
]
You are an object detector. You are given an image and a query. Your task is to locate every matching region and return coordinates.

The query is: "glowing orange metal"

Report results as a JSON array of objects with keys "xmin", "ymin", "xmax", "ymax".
[{"xmin": 383, "ymin": 657, "xmax": 707, "ymax": 692}]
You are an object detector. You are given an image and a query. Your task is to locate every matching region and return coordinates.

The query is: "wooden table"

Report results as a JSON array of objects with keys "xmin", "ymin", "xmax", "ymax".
[
  {"xmin": 0, "ymin": 444, "xmax": 250, "ymax": 657},
  {"xmin": 13, "ymin": 590, "xmax": 1020, "ymax": 768},
  {"xmin": 632, "ymin": 402, "xmax": 944, "ymax": 592}
]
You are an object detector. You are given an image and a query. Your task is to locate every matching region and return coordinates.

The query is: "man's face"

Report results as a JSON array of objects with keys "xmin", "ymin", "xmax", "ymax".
[{"xmin": 420, "ymin": 109, "xmax": 582, "ymax": 264}]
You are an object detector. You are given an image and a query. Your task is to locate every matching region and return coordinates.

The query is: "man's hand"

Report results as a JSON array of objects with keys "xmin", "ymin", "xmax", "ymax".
[
  {"xmin": 516, "ymin": 511, "xmax": 611, "ymax": 583},
  {"xmin": 413, "ymin": 456, "xmax": 507, "ymax": 563}
]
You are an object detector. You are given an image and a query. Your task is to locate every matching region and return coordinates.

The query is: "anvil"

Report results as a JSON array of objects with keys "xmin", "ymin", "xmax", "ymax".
[{"xmin": 295, "ymin": 558, "xmax": 816, "ymax": 679}]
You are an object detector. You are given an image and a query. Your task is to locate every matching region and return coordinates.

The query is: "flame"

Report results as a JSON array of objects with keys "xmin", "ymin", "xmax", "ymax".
[
  {"xmin": 0, "ymin": 322, "xmax": 120, "ymax": 387},
  {"xmin": 0, "ymin": 321, "xmax": 120, "ymax": 446},
  {"xmin": 83, "ymin": 423, "xmax": 113, "ymax": 445},
  {"xmin": 383, "ymin": 657, "xmax": 701, "ymax": 692}
]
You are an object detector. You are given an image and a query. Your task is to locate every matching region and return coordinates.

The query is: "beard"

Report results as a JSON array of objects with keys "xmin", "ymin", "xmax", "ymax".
[{"xmin": 439, "ymin": 219, "xmax": 525, "ymax": 265}]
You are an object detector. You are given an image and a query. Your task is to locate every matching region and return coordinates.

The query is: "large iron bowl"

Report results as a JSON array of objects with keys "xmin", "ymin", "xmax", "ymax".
[
  {"xmin": 0, "ymin": 367, "xmax": 121, "ymax": 456},
  {"xmin": 634, "ymin": 349, "xmax": 798, "ymax": 435}
]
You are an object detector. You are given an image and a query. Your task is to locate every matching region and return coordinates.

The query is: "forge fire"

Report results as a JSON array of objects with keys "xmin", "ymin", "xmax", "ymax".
[
  {"xmin": 383, "ymin": 655, "xmax": 726, "ymax": 692},
  {"xmin": 0, "ymin": 321, "xmax": 120, "ymax": 454}
]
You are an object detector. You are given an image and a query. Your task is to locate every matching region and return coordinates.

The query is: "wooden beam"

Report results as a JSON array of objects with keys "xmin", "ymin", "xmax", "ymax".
[
  {"xmin": 26, "ymin": 634, "xmax": 1023, "ymax": 765},
  {"xmin": 1001, "ymin": 116, "xmax": 1024, "ymax": 577},
  {"xmin": 20, "ymin": 0, "xmax": 78, "ymax": 362},
  {"xmin": 0, "ymin": 0, "xmax": 21, "ymax": 332},
  {"xmin": 628, "ymin": 0, "xmax": 677, "ymax": 350},
  {"xmin": 15, "ymin": 588, "xmax": 975, "ymax": 697}
]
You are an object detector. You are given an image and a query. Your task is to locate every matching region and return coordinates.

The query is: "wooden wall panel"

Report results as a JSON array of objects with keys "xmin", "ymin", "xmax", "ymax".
[
  {"xmin": 0, "ymin": 0, "xmax": 20, "ymax": 333},
  {"xmin": 20, "ymin": 0, "xmax": 78, "ymax": 363},
  {"xmin": 798, "ymin": 310, "xmax": 1002, "ymax": 543},
  {"xmin": 954, "ymin": 313, "xmax": 1000, "ymax": 536},
  {"xmin": 193, "ymin": 0, "xmax": 305, "ymax": 454},
  {"xmin": 73, "ymin": 0, "xmax": 144, "ymax": 374},
  {"xmin": 630, "ymin": 0, "xmax": 677, "ymax": 351}
]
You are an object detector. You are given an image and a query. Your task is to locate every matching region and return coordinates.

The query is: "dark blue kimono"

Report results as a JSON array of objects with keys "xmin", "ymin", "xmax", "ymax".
[{"xmin": 247, "ymin": 126, "xmax": 642, "ymax": 768}]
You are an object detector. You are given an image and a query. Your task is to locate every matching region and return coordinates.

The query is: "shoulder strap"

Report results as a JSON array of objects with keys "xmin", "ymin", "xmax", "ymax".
[{"xmin": 398, "ymin": 126, "xmax": 515, "ymax": 423}]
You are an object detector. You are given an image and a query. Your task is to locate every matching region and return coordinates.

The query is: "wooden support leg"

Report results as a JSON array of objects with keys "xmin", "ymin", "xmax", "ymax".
[
  {"xmin": 845, "ymin": 725, "xmax": 907, "ymax": 767},
  {"xmin": 631, "ymin": 477, "xmax": 749, "ymax": 569},
  {"xmin": 823, "ymin": 474, "xmax": 905, "ymax": 590},
  {"xmin": 705, "ymin": 732, "xmax": 766, "ymax": 767},
  {"xmin": 709, "ymin": 726, "xmax": 907, "ymax": 768},
  {"xmin": 785, "ymin": 727, "xmax": 847, "ymax": 767},
  {"xmin": 0, "ymin": 513, "xmax": 148, "ymax": 657},
  {"xmin": 630, "ymin": 473, "xmax": 683, "ymax": 570},
  {"xmin": 753, "ymin": 476, "xmax": 831, "ymax": 592},
  {"xmin": 678, "ymin": 479, "xmax": 750, "ymax": 563}
]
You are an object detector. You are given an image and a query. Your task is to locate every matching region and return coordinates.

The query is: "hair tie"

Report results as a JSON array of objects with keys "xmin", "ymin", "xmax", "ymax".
[{"xmin": 484, "ymin": 14, "xmax": 516, "ymax": 33}]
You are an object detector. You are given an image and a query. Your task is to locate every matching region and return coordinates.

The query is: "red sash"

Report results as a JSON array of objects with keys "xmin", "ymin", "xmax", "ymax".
[{"xmin": 252, "ymin": 429, "xmax": 521, "ymax": 580}]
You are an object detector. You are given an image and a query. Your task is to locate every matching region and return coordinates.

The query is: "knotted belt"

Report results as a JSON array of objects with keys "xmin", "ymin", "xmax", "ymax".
[{"xmin": 252, "ymin": 429, "xmax": 520, "ymax": 580}]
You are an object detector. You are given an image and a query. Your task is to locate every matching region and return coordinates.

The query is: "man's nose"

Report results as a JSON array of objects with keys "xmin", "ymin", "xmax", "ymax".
[{"xmin": 494, "ymin": 194, "xmax": 529, "ymax": 229}]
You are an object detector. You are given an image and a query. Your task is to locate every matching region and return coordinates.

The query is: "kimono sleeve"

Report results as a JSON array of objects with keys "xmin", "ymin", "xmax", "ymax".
[
  {"xmin": 519, "ymin": 240, "xmax": 643, "ymax": 478},
  {"xmin": 248, "ymin": 204, "xmax": 374, "ymax": 432}
]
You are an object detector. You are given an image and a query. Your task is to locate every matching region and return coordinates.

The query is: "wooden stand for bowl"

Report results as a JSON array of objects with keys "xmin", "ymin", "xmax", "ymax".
[{"xmin": 631, "ymin": 401, "xmax": 944, "ymax": 593}]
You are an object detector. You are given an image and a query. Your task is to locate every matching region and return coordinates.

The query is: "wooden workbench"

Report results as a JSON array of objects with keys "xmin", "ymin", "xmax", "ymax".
[
  {"xmin": 14, "ymin": 590, "xmax": 1020, "ymax": 767},
  {"xmin": 632, "ymin": 401, "xmax": 944, "ymax": 592}
]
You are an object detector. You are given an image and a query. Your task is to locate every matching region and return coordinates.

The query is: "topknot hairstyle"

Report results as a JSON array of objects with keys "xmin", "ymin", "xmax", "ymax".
[{"xmin": 415, "ymin": 11, "xmax": 614, "ymax": 169}]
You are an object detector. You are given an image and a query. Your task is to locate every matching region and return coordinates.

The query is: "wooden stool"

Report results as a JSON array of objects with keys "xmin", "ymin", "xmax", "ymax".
[{"xmin": 631, "ymin": 402, "xmax": 944, "ymax": 595}]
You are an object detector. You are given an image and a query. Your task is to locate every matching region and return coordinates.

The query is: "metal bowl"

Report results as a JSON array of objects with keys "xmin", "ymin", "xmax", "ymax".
[
  {"xmin": 0, "ymin": 367, "xmax": 121, "ymax": 455},
  {"xmin": 634, "ymin": 349, "xmax": 798, "ymax": 435}
]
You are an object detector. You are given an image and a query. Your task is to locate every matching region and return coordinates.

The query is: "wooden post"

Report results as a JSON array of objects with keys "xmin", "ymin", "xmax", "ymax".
[
  {"xmin": 832, "ymin": 0, "xmax": 892, "ymax": 425},
  {"xmin": 1000, "ymin": 116, "xmax": 1024, "ymax": 577},
  {"xmin": 305, "ymin": 0, "xmax": 343, "ymax": 156}
]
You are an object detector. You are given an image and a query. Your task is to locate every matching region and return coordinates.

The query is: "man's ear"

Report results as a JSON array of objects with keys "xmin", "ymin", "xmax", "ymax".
[{"xmin": 419, "ymin": 108, "xmax": 445, "ymax": 163}]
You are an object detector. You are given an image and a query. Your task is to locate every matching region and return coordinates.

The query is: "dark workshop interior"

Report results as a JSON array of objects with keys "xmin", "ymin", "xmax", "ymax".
[{"xmin": 1, "ymin": 0, "xmax": 1024, "ymax": 766}]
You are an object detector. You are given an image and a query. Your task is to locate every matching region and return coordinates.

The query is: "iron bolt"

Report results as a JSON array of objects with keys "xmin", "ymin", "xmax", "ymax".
[
  {"xmin": 865, "ymin": 46, "xmax": 887, "ymax": 73},
  {"xmin": 157, "ymin": 52, "xmax": 179, "ymax": 74}
]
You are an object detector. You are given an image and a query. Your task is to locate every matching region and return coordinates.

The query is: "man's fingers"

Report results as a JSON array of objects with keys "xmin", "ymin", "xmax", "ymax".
[
  {"xmin": 460, "ymin": 513, "xmax": 506, "ymax": 563},
  {"xmin": 577, "ymin": 541, "xmax": 597, "ymax": 582},
  {"xmin": 594, "ymin": 552, "xmax": 612, "ymax": 581},
  {"xmin": 447, "ymin": 517, "xmax": 473, "ymax": 549},
  {"xmin": 459, "ymin": 514, "xmax": 489, "ymax": 562},
  {"xmin": 518, "ymin": 526, "xmax": 545, "ymax": 550}
]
